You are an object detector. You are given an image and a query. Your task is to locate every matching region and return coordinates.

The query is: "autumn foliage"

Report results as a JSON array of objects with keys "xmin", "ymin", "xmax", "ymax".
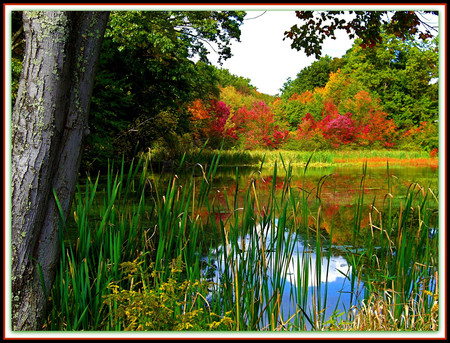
[
  {"xmin": 187, "ymin": 61, "xmax": 437, "ymax": 152},
  {"xmin": 189, "ymin": 98, "xmax": 289, "ymax": 150},
  {"xmin": 233, "ymin": 101, "xmax": 289, "ymax": 149},
  {"xmin": 289, "ymin": 91, "xmax": 398, "ymax": 149},
  {"xmin": 188, "ymin": 99, "xmax": 237, "ymax": 147}
]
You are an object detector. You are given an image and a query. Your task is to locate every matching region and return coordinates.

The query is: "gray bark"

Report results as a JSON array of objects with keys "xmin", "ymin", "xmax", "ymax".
[{"xmin": 10, "ymin": 10, "xmax": 109, "ymax": 331}]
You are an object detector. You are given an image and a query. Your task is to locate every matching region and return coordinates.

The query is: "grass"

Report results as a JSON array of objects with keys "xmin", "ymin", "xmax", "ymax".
[
  {"xmin": 175, "ymin": 148, "xmax": 436, "ymax": 168},
  {"xmin": 336, "ymin": 162, "xmax": 439, "ymax": 331},
  {"xmin": 45, "ymin": 151, "xmax": 439, "ymax": 332},
  {"xmin": 47, "ymin": 157, "xmax": 151, "ymax": 330},
  {"xmin": 324, "ymin": 291, "xmax": 439, "ymax": 331}
]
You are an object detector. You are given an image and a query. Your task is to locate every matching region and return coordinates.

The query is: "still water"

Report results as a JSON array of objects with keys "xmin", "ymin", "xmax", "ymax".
[
  {"xmin": 205, "ymin": 219, "xmax": 364, "ymax": 328},
  {"xmin": 72, "ymin": 161, "xmax": 439, "ymax": 328},
  {"xmin": 199, "ymin": 163, "xmax": 439, "ymax": 245},
  {"xmin": 197, "ymin": 163, "xmax": 439, "ymax": 328}
]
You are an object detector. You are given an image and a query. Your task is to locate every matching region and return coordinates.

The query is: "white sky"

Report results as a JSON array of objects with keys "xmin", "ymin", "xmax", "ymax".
[
  {"xmin": 6, "ymin": 5, "xmax": 440, "ymax": 97},
  {"xmin": 210, "ymin": 10, "xmax": 355, "ymax": 96},
  {"xmin": 208, "ymin": 7, "xmax": 441, "ymax": 96}
]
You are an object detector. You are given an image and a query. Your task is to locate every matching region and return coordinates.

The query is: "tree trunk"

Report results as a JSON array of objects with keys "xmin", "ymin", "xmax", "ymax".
[{"xmin": 10, "ymin": 10, "xmax": 109, "ymax": 331}]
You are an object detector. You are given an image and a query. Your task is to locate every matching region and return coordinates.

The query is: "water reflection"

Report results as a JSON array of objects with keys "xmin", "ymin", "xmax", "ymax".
[
  {"xmin": 200, "ymin": 163, "xmax": 438, "ymax": 328},
  {"xmin": 206, "ymin": 219, "xmax": 364, "ymax": 328},
  {"xmin": 287, "ymin": 252, "xmax": 350, "ymax": 286},
  {"xmin": 204, "ymin": 164, "xmax": 439, "ymax": 247}
]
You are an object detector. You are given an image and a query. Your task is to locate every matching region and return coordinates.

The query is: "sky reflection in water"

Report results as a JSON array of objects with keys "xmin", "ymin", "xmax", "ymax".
[{"xmin": 204, "ymin": 164, "xmax": 438, "ymax": 327}]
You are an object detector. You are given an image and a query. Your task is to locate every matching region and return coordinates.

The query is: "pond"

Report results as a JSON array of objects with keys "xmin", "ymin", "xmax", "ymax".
[
  {"xmin": 194, "ymin": 163, "xmax": 439, "ymax": 246},
  {"xmin": 191, "ymin": 162, "xmax": 439, "ymax": 329},
  {"xmin": 68, "ymin": 160, "xmax": 439, "ymax": 330},
  {"xmin": 204, "ymin": 218, "xmax": 364, "ymax": 329}
]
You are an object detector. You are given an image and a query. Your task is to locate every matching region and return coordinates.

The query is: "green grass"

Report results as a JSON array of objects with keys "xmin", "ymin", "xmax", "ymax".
[
  {"xmin": 46, "ymin": 151, "xmax": 439, "ymax": 332},
  {"xmin": 337, "ymin": 162, "xmax": 439, "ymax": 330},
  {"xmin": 175, "ymin": 148, "xmax": 432, "ymax": 167}
]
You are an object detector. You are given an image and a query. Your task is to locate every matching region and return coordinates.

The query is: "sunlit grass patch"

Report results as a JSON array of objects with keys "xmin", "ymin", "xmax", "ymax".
[{"xmin": 178, "ymin": 148, "xmax": 436, "ymax": 168}]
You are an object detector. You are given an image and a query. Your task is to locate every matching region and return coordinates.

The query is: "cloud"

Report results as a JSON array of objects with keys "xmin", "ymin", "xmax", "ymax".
[{"xmin": 214, "ymin": 11, "xmax": 354, "ymax": 96}]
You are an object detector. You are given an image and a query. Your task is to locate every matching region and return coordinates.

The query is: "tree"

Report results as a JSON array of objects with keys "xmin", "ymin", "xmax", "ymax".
[
  {"xmin": 285, "ymin": 10, "xmax": 438, "ymax": 59},
  {"xmin": 341, "ymin": 32, "xmax": 439, "ymax": 126},
  {"xmin": 83, "ymin": 11, "xmax": 246, "ymax": 170},
  {"xmin": 10, "ymin": 10, "xmax": 247, "ymax": 331},
  {"xmin": 10, "ymin": 11, "xmax": 110, "ymax": 331},
  {"xmin": 232, "ymin": 101, "xmax": 289, "ymax": 149},
  {"xmin": 213, "ymin": 67, "xmax": 256, "ymax": 95},
  {"xmin": 280, "ymin": 55, "xmax": 338, "ymax": 99},
  {"xmin": 280, "ymin": 27, "xmax": 438, "ymax": 132}
]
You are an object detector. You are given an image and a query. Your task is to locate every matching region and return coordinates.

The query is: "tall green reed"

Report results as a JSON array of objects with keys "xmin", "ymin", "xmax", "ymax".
[
  {"xmin": 342, "ymin": 161, "xmax": 439, "ymax": 329},
  {"xmin": 47, "ymin": 156, "xmax": 150, "ymax": 330},
  {"xmin": 203, "ymin": 153, "xmax": 341, "ymax": 331},
  {"xmin": 47, "ymin": 149, "xmax": 224, "ymax": 330},
  {"xmin": 47, "ymin": 149, "xmax": 438, "ymax": 332}
]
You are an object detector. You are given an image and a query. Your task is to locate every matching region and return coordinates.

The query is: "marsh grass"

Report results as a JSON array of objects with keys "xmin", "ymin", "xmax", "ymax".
[
  {"xmin": 335, "ymin": 161, "xmax": 439, "ymax": 331},
  {"xmin": 47, "ymin": 157, "xmax": 151, "ymax": 330},
  {"xmin": 177, "ymin": 148, "xmax": 432, "ymax": 167},
  {"xmin": 46, "ymin": 151, "xmax": 439, "ymax": 332},
  {"xmin": 204, "ymin": 159, "xmax": 306, "ymax": 330},
  {"xmin": 324, "ymin": 290, "xmax": 439, "ymax": 331}
]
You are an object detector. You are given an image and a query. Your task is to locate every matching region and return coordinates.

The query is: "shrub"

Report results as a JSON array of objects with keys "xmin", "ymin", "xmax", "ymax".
[
  {"xmin": 320, "ymin": 113, "xmax": 357, "ymax": 147},
  {"xmin": 103, "ymin": 256, "xmax": 235, "ymax": 331},
  {"xmin": 398, "ymin": 121, "xmax": 439, "ymax": 152},
  {"xmin": 356, "ymin": 110, "xmax": 398, "ymax": 148},
  {"xmin": 232, "ymin": 101, "xmax": 289, "ymax": 150}
]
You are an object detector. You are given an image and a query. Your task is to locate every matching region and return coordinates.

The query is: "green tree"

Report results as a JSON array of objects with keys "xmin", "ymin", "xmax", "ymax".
[
  {"xmin": 213, "ymin": 67, "xmax": 256, "ymax": 95},
  {"xmin": 83, "ymin": 11, "xmax": 246, "ymax": 170},
  {"xmin": 280, "ymin": 55, "xmax": 339, "ymax": 99},
  {"xmin": 341, "ymin": 33, "xmax": 439, "ymax": 126}
]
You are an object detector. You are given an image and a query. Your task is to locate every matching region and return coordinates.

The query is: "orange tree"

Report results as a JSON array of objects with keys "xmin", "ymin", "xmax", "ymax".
[{"xmin": 232, "ymin": 101, "xmax": 289, "ymax": 149}]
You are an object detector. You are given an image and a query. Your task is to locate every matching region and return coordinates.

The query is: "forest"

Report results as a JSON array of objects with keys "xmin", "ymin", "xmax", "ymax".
[{"xmin": 12, "ymin": 11, "xmax": 439, "ymax": 172}]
